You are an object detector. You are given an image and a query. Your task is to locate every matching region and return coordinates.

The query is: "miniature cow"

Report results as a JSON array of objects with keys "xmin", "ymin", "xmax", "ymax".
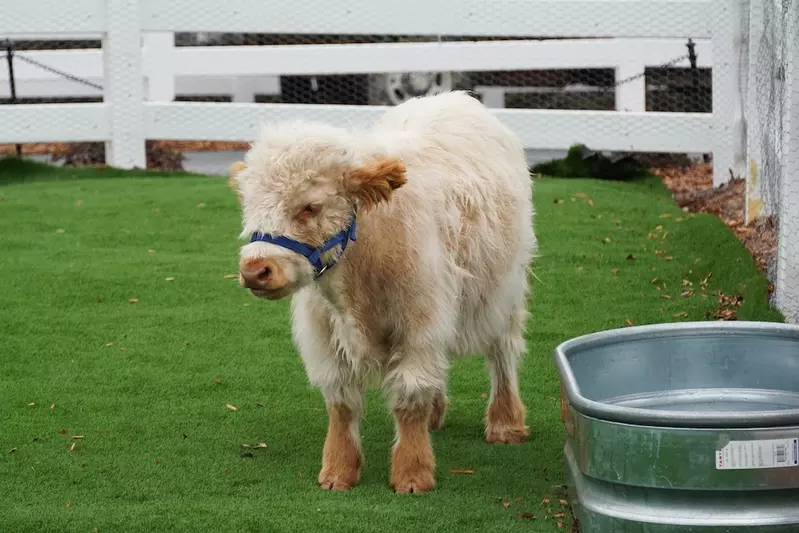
[{"xmin": 230, "ymin": 91, "xmax": 536, "ymax": 494}]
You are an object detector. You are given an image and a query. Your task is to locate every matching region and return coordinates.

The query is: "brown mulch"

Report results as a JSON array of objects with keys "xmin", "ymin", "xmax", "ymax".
[
  {"xmin": 0, "ymin": 140, "xmax": 249, "ymax": 157},
  {"xmin": 651, "ymin": 162, "xmax": 777, "ymax": 283}
]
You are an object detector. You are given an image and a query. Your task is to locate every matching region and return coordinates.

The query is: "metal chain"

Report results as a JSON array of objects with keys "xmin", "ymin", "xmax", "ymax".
[
  {"xmin": 13, "ymin": 53, "xmax": 104, "ymax": 91},
  {"xmin": 611, "ymin": 54, "xmax": 690, "ymax": 89}
]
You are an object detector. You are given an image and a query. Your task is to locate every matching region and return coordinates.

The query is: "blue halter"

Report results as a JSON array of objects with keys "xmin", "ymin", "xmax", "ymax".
[{"xmin": 249, "ymin": 215, "xmax": 357, "ymax": 280}]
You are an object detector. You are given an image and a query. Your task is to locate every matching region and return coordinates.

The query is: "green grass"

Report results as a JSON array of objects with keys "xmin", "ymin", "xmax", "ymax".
[{"xmin": 0, "ymin": 157, "xmax": 783, "ymax": 533}]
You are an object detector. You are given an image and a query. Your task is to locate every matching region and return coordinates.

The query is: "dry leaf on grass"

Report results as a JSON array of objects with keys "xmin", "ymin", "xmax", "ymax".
[
  {"xmin": 27, "ymin": 402, "xmax": 35, "ymax": 407},
  {"xmin": 611, "ymin": 268, "xmax": 619, "ymax": 275},
  {"xmin": 450, "ymin": 469, "xmax": 475, "ymax": 475},
  {"xmin": 104, "ymin": 343, "xmax": 113, "ymax": 348},
  {"xmin": 197, "ymin": 202, "xmax": 206, "ymax": 208},
  {"xmin": 129, "ymin": 298, "xmax": 139, "ymax": 304},
  {"xmin": 480, "ymin": 392, "xmax": 488, "ymax": 399},
  {"xmin": 165, "ymin": 277, "xmax": 176, "ymax": 282},
  {"xmin": 56, "ymin": 228, "xmax": 65, "ymax": 234},
  {"xmin": 661, "ymin": 295, "xmax": 672, "ymax": 300},
  {"xmin": 223, "ymin": 274, "xmax": 238, "ymax": 279},
  {"xmin": 556, "ymin": 521, "xmax": 565, "ymax": 528},
  {"xmin": 59, "ymin": 429, "xmax": 67, "ymax": 435},
  {"xmin": 8, "ymin": 447, "xmax": 17, "ymax": 454},
  {"xmin": 71, "ymin": 436, "xmax": 84, "ymax": 440},
  {"xmin": 559, "ymin": 499, "xmax": 569, "ymax": 505},
  {"xmin": 225, "ymin": 404, "xmax": 238, "ymax": 412},
  {"xmin": 626, "ymin": 254, "xmax": 636, "ymax": 260},
  {"xmin": 673, "ymin": 311, "xmax": 689, "ymax": 319},
  {"xmin": 148, "ymin": 249, "xmax": 157, "ymax": 254},
  {"xmin": 625, "ymin": 319, "xmax": 633, "ymax": 327},
  {"xmin": 68, "ymin": 443, "xmax": 76, "ymax": 452},
  {"xmin": 542, "ymin": 498, "xmax": 551, "ymax": 504},
  {"xmin": 516, "ymin": 512, "xmax": 536, "ymax": 520},
  {"xmin": 255, "ymin": 402, "xmax": 265, "ymax": 407},
  {"xmin": 50, "ymin": 404, "xmax": 55, "ymax": 409},
  {"xmin": 659, "ymin": 213, "xmax": 672, "ymax": 218},
  {"xmin": 554, "ymin": 512, "xmax": 566, "ymax": 519},
  {"xmin": 74, "ymin": 200, "xmax": 84, "ymax": 207},
  {"xmin": 503, "ymin": 501, "xmax": 511, "ymax": 509},
  {"xmin": 681, "ymin": 290, "xmax": 695, "ymax": 298},
  {"xmin": 602, "ymin": 237, "xmax": 611, "ymax": 244},
  {"xmin": 65, "ymin": 500, "xmax": 72, "ymax": 509},
  {"xmin": 254, "ymin": 443, "xmax": 268, "ymax": 449}
]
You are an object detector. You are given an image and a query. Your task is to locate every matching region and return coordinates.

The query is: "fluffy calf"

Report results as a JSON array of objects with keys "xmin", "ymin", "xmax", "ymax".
[{"xmin": 231, "ymin": 91, "xmax": 536, "ymax": 494}]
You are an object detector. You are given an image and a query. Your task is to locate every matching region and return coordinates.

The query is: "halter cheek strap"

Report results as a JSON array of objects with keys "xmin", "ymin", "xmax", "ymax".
[{"xmin": 249, "ymin": 215, "xmax": 357, "ymax": 280}]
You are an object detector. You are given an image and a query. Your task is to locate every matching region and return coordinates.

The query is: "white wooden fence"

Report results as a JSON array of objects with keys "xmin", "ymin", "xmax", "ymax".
[{"xmin": 1, "ymin": 0, "xmax": 743, "ymax": 187}]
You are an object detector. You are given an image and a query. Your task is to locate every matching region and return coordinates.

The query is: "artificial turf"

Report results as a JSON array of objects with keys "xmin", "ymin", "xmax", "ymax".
[{"xmin": 0, "ymin": 157, "xmax": 783, "ymax": 532}]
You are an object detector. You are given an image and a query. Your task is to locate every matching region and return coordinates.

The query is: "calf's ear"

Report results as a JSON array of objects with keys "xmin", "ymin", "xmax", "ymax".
[
  {"xmin": 346, "ymin": 157, "xmax": 407, "ymax": 211},
  {"xmin": 228, "ymin": 161, "xmax": 247, "ymax": 201}
]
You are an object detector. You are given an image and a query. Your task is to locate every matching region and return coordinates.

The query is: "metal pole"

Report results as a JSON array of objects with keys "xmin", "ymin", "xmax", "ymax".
[{"xmin": 4, "ymin": 40, "xmax": 22, "ymax": 156}]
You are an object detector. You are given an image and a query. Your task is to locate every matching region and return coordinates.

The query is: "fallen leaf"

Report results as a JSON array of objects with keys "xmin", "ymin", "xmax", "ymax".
[
  {"xmin": 255, "ymin": 402, "xmax": 265, "ymax": 407},
  {"xmin": 516, "ymin": 512, "xmax": 536, "ymax": 520},
  {"xmin": 664, "ymin": 256, "xmax": 674, "ymax": 262},
  {"xmin": 602, "ymin": 237, "xmax": 611, "ymax": 244},
  {"xmin": 156, "ymin": 459, "xmax": 161, "ymax": 465},
  {"xmin": 104, "ymin": 343, "xmax": 113, "ymax": 348},
  {"xmin": 624, "ymin": 319, "xmax": 633, "ymax": 327},
  {"xmin": 254, "ymin": 443, "xmax": 268, "ymax": 449},
  {"xmin": 503, "ymin": 501, "xmax": 510, "ymax": 509},
  {"xmin": 56, "ymin": 228, "xmax": 65, "ymax": 234},
  {"xmin": 659, "ymin": 213, "xmax": 672, "ymax": 218},
  {"xmin": 587, "ymin": 199, "xmax": 594, "ymax": 207},
  {"xmin": 556, "ymin": 521, "xmax": 565, "ymax": 528},
  {"xmin": 8, "ymin": 447, "xmax": 16, "ymax": 454},
  {"xmin": 554, "ymin": 199, "xmax": 564, "ymax": 204},
  {"xmin": 152, "ymin": 208, "xmax": 160, "ymax": 214},
  {"xmin": 223, "ymin": 274, "xmax": 237, "ymax": 279},
  {"xmin": 148, "ymin": 249, "xmax": 157, "ymax": 254},
  {"xmin": 213, "ymin": 378, "xmax": 222, "ymax": 385},
  {"xmin": 71, "ymin": 435, "xmax": 84, "ymax": 440},
  {"xmin": 681, "ymin": 290, "xmax": 695, "ymax": 298},
  {"xmin": 27, "ymin": 402, "xmax": 35, "ymax": 407},
  {"xmin": 655, "ymin": 225, "xmax": 663, "ymax": 231},
  {"xmin": 576, "ymin": 266, "xmax": 584, "ymax": 271},
  {"xmin": 542, "ymin": 498, "xmax": 551, "ymax": 504},
  {"xmin": 626, "ymin": 254, "xmax": 636, "ymax": 260},
  {"xmin": 661, "ymin": 295, "xmax": 672, "ymax": 300},
  {"xmin": 197, "ymin": 202, "xmax": 206, "ymax": 208},
  {"xmin": 74, "ymin": 200, "xmax": 84, "ymax": 207},
  {"xmin": 119, "ymin": 347, "xmax": 126, "ymax": 352},
  {"xmin": 559, "ymin": 499, "xmax": 569, "ymax": 505},
  {"xmin": 611, "ymin": 268, "xmax": 619, "ymax": 275},
  {"xmin": 165, "ymin": 277, "xmax": 176, "ymax": 282},
  {"xmin": 59, "ymin": 429, "xmax": 67, "ymax": 435},
  {"xmin": 69, "ymin": 443, "xmax": 76, "ymax": 452},
  {"xmin": 65, "ymin": 500, "xmax": 72, "ymax": 508},
  {"xmin": 226, "ymin": 404, "xmax": 238, "ymax": 412},
  {"xmin": 554, "ymin": 512, "xmax": 566, "ymax": 518},
  {"xmin": 241, "ymin": 443, "xmax": 251, "ymax": 449},
  {"xmin": 673, "ymin": 311, "xmax": 689, "ymax": 318},
  {"xmin": 682, "ymin": 279, "xmax": 691, "ymax": 286},
  {"xmin": 129, "ymin": 298, "xmax": 139, "ymax": 304},
  {"xmin": 515, "ymin": 497, "xmax": 524, "ymax": 503},
  {"xmin": 480, "ymin": 392, "xmax": 488, "ymax": 399},
  {"xmin": 450, "ymin": 469, "xmax": 475, "ymax": 475}
]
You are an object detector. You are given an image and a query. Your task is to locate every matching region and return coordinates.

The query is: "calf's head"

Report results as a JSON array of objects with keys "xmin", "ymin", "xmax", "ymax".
[{"xmin": 230, "ymin": 122, "xmax": 407, "ymax": 300}]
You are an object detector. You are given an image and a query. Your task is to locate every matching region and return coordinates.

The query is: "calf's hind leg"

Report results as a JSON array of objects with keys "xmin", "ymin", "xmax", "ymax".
[{"xmin": 485, "ymin": 310, "xmax": 528, "ymax": 444}]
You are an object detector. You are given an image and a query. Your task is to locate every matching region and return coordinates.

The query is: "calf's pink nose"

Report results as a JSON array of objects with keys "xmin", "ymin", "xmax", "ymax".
[{"xmin": 239, "ymin": 258, "xmax": 286, "ymax": 290}]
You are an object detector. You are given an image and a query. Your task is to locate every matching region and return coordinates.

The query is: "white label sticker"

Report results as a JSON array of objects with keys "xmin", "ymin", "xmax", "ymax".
[{"xmin": 716, "ymin": 438, "xmax": 799, "ymax": 470}]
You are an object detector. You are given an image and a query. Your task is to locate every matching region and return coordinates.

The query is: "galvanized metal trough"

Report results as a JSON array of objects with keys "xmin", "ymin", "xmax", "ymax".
[{"xmin": 554, "ymin": 321, "xmax": 799, "ymax": 532}]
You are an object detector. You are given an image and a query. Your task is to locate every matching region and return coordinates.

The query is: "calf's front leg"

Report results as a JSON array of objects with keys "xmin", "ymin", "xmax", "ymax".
[{"xmin": 319, "ymin": 400, "xmax": 363, "ymax": 490}]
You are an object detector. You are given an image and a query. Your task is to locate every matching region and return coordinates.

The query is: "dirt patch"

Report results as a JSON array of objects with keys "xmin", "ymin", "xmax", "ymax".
[{"xmin": 650, "ymin": 162, "xmax": 777, "ymax": 289}]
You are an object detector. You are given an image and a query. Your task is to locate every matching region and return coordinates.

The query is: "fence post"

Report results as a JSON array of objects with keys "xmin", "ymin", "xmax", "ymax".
[
  {"xmin": 103, "ymin": 0, "xmax": 146, "ymax": 169},
  {"xmin": 776, "ymin": 0, "xmax": 799, "ymax": 324},
  {"xmin": 711, "ymin": 0, "xmax": 747, "ymax": 187},
  {"xmin": 614, "ymin": 61, "xmax": 646, "ymax": 112},
  {"xmin": 143, "ymin": 32, "xmax": 176, "ymax": 102},
  {"xmin": 744, "ymin": 0, "xmax": 764, "ymax": 223}
]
